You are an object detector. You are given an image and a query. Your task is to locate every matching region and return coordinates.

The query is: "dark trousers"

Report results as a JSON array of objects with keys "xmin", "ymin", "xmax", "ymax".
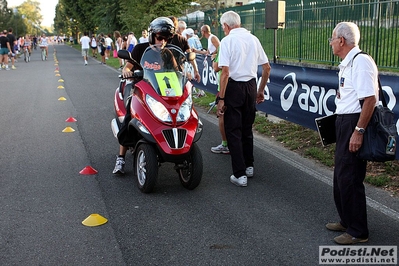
[
  {"xmin": 334, "ymin": 114, "xmax": 369, "ymax": 238},
  {"xmin": 224, "ymin": 78, "xmax": 256, "ymax": 177}
]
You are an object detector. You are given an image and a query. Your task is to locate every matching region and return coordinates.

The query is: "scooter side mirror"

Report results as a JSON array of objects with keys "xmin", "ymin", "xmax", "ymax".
[
  {"xmin": 187, "ymin": 52, "xmax": 196, "ymax": 62},
  {"xmin": 117, "ymin": 49, "xmax": 131, "ymax": 60},
  {"xmin": 118, "ymin": 49, "xmax": 141, "ymax": 69}
]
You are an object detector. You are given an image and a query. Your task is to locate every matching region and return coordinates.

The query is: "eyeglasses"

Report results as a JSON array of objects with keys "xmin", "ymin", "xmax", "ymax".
[
  {"xmin": 328, "ymin": 37, "xmax": 341, "ymax": 43},
  {"xmin": 155, "ymin": 35, "xmax": 168, "ymax": 41}
]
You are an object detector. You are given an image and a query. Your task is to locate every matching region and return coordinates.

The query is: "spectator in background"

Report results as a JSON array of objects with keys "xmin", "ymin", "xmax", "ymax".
[
  {"xmin": 196, "ymin": 24, "xmax": 220, "ymax": 56},
  {"xmin": 139, "ymin": 30, "xmax": 149, "ymax": 43},
  {"xmin": 210, "ymin": 47, "xmax": 229, "ymax": 155},
  {"xmin": 177, "ymin": 20, "xmax": 188, "ymax": 38},
  {"xmin": 7, "ymin": 28, "xmax": 17, "ymax": 70},
  {"xmin": 127, "ymin": 32, "xmax": 138, "ymax": 52},
  {"xmin": 90, "ymin": 34, "xmax": 97, "ymax": 58},
  {"xmin": 79, "ymin": 32, "xmax": 90, "ymax": 65},
  {"xmin": 186, "ymin": 28, "xmax": 202, "ymax": 51},
  {"xmin": 114, "ymin": 30, "xmax": 124, "ymax": 70},
  {"xmin": 121, "ymin": 34, "xmax": 128, "ymax": 50},
  {"xmin": 105, "ymin": 33, "xmax": 114, "ymax": 60},
  {"xmin": 98, "ymin": 33, "xmax": 106, "ymax": 64},
  {"xmin": 0, "ymin": 30, "xmax": 11, "ymax": 70},
  {"xmin": 217, "ymin": 11, "xmax": 271, "ymax": 187}
]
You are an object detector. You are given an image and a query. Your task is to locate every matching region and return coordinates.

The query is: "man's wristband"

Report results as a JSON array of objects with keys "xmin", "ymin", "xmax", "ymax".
[{"xmin": 218, "ymin": 97, "xmax": 224, "ymax": 100}]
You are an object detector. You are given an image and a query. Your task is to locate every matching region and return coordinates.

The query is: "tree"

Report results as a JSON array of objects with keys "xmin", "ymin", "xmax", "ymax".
[
  {"xmin": 53, "ymin": 2, "xmax": 68, "ymax": 36},
  {"xmin": 17, "ymin": 0, "xmax": 43, "ymax": 35},
  {"xmin": 3, "ymin": 0, "xmax": 44, "ymax": 36},
  {"xmin": 54, "ymin": 0, "xmax": 193, "ymax": 38},
  {"xmin": 119, "ymin": 0, "xmax": 192, "ymax": 34},
  {"xmin": 0, "ymin": 0, "xmax": 12, "ymax": 30}
]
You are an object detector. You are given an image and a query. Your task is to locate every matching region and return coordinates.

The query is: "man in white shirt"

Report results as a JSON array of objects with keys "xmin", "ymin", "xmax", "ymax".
[
  {"xmin": 80, "ymin": 32, "xmax": 91, "ymax": 65},
  {"xmin": 217, "ymin": 11, "xmax": 271, "ymax": 187},
  {"xmin": 325, "ymin": 21, "xmax": 377, "ymax": 245}
]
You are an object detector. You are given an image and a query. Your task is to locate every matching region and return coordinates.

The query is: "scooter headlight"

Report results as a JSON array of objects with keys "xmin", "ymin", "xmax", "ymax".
[
  {"xmin": 146, "ymin": 94, "xmax": 172, "ymax": 123},
  {"xmin": 177, "ymin": 94, "xmax": 193, "ymax": 122}
]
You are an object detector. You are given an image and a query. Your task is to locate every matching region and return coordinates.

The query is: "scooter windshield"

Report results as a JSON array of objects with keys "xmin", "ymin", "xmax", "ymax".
[{"xmin": 140, "ymin": 44, "xmax": 188, "ymax": 97}]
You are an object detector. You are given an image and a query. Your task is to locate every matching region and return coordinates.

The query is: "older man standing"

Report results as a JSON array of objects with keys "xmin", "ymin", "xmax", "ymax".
[
  {"xmin": 217, "ymin": 11, "xmax": 271, "ymax": 187},
  {"xmin": 326, "ymin": 22, "xmax": 378, "ymax": 245}
]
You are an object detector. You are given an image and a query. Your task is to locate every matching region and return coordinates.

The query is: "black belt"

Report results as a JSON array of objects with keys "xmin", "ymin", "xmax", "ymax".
[
  {"xmin": 228, "ymin": 77, "xmax": 256, "ymax": 83},
  {"xmin": 336, "ymin": 113, "xmax": 360, "ymax": 118}
]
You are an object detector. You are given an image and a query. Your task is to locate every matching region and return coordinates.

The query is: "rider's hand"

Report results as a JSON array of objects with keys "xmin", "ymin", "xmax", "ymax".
[{"xmin": 122, "ymin": 67, "xmax": 133, "ymax": 79}]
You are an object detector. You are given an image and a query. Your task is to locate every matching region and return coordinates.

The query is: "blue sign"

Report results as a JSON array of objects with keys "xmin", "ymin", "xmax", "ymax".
[{"xmin": 192, "ymin": 54, "xmax": 399, "ymax": 159}]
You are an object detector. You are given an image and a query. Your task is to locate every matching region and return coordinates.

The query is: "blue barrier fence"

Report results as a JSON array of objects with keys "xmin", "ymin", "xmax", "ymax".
[{"xmin": 192, "ymin": 54, "xmax": 399, "ymax": 159}]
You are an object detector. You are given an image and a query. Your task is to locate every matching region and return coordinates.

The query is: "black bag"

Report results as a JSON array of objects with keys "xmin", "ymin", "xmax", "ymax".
[{"xmin": 357, "ymin": 79, "xmax": 398, "ymax": 162}]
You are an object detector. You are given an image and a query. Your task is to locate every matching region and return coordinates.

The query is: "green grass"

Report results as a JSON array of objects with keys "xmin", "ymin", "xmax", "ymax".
[{"xmin": 365, "ymin": 175, "xmax": 391, "ymax": 187}]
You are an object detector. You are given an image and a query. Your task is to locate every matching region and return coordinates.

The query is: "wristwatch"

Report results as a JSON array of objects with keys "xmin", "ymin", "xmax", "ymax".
[{"xmin": 355, "ymin": 126, "xmax": 365, "ymax": 134}]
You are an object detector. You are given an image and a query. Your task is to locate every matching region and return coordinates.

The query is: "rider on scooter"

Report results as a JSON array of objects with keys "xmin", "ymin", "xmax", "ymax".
[{"xmin": 113, "ymin": 17, "xmax": 180, "ymax": 174}]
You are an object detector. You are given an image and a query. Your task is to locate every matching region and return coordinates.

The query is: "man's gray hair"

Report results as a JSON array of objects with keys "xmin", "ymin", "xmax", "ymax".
[
  {"xmin": 334, "ymin": 22, "xmax": 360, "ymax": 46},
  {"xmin": 220, "ymin": 11, "xmax": 241, "ymax": 28},
  {"xmin": 178, "ymin": 21, "xmax": 187, "ymax": 29}
]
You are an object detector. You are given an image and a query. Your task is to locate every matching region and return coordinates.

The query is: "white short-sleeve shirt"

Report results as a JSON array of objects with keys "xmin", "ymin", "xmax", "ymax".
[
  {"xmin": 218, "ymin": 28, "xmax": 268, "ymax": 82},
  {"xmin": 80, "ymin": 36, "xmax": 90, "ymax": 49},
  {"xmin": 335, "ymin": 47, "xmax": 379, "ymax": 114}
]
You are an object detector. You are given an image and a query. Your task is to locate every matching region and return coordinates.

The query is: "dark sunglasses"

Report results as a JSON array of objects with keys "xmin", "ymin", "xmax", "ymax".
[{"xmin": 155, "ymin": 35, "xmax": 168, "ymax": 41}]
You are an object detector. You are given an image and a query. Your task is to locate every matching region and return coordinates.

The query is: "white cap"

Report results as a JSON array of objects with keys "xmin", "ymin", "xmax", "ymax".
[{"xmin": 186, "ymin": 28, "xmax": 194, "ymax": 37}]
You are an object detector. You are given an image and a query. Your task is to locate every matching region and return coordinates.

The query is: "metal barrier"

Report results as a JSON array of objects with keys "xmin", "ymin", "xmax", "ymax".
[{"xmin": 181, "ymin": 0, "xmax": 399, "ymax": 71}]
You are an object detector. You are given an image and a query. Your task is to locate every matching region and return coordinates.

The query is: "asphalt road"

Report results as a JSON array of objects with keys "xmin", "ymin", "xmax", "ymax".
[{"xmin": 1, "ymin": 45, "xmax": 398, "ymax": 266}]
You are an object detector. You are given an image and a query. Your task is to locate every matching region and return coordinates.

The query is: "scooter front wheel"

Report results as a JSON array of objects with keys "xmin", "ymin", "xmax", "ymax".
[
  {"xmin": 177, "ymin": 143, "xmax": 203, "ymax": 190},
  {"xmin": 135, "ymin": 144, "xmax": 158, "ymax": 193}
]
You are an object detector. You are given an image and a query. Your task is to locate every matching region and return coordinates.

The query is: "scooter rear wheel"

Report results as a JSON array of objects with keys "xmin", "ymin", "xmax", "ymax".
[
  {"xmin": 177, "ymin": 143, "xmax": 203, "ymax": 190},
  {"xmin": 135, "ymin": 144, "xmax": 158, "ymax": 193}
]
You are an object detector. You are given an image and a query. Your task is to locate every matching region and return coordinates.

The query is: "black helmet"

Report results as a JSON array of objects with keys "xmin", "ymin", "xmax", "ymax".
[{"xmin": 148, "ymin": 17, "xmax": 175, "ymax": 44}]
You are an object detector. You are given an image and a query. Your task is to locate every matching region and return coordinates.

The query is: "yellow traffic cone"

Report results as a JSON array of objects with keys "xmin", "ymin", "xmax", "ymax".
[{"xmin": 82, "ymin": 214, "xmax": 108, "ymax": 227}]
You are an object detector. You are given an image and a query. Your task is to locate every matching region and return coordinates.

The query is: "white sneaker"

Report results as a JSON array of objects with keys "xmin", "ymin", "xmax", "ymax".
[
  {"xmin": 211, "ymin": 143, "xmax": 229, "ymax": 154},
  {"xmin": 230, "ymin": 175, "xmax": 247, "ymax": 187},
  {"xmin": 84, "ymin": 60, "xmax": 88, "ymax": 65},
  {"xmin": 245, "ymin": 167, "xmax": 254, "ymax": 178},
  {"xmin": 112, "ymin": 156, "xmax": 125, "ymax": 174}
]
